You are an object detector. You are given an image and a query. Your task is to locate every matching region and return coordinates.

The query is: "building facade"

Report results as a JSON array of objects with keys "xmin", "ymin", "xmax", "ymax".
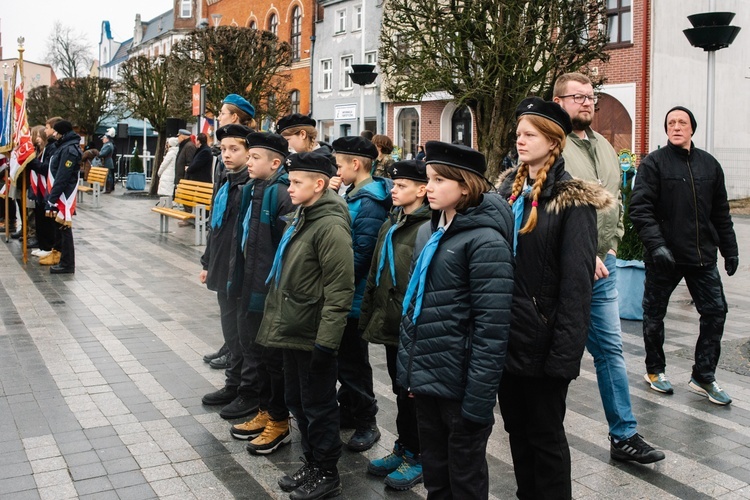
[{"xmin": 204, "ymin": 0, "xmax": 316, "ymax": 117}]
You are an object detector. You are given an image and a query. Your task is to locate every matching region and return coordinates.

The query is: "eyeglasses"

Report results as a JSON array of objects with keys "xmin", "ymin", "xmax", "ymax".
[{"xmin": 557, "ymin": 94, "xmax": 598, "ymax": 105}]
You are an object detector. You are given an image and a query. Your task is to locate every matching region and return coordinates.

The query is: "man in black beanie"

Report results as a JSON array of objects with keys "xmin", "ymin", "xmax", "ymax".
[
  {"xmin": 46, "ymin": 120, "xmax": 82, "ymax": 274},
  {"xmin": 630, "ymin": 106, "xmax": 738, "ymax": 405}
]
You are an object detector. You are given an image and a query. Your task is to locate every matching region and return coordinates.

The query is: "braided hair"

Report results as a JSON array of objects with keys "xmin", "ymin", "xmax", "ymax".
[{"xmin": 508, "ymin": 114, "xmax": 566, "ymax": 234}]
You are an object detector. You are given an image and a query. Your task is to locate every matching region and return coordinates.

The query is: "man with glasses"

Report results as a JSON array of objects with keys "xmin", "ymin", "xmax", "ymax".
[{"xmin": 553, "ymin": 72, "xmax": 665, "ymax": 464}]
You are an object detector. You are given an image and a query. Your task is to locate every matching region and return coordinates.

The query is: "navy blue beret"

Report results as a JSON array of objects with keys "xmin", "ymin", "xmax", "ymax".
[
  {"xmin": 515, "ymin": 97, "xmax": 573, "ymax": 136},
  {"xmin": 332, "ymin": 136, "xmax": 378, "ymax": 160},
  {"xmin": 246, "ymin": 132, "xmax": 289, "ymax": 157},
  {"xmin": 425, "ymin": 141, "xmax": 487, "ymax": 176}
]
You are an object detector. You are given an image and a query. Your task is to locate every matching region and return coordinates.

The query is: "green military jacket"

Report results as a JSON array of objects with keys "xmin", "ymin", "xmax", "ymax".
[
  {"xmin": 562, "ymin": 128, "xmax": 624, "ymax": 259},
  {"xmin": 360, "ymin": 204, "xmax": 431, "ymax": 346},
  {"xmin": 256, "ymin": 188, "xmax": 355, "ymax": 351}
]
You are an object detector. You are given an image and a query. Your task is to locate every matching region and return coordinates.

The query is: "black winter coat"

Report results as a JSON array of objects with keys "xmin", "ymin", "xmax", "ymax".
[
  {"xmin": 200, "ymin": 167, "xmax": 249, "ymax": 292},
  {"xmin": 186, "ymin": 144, "xmax": 214, "ymax": 183},
  {"xmin": 497, "ymin": 159, "xmax": 611, "ymax": 380},
  {"xmin": 397, "ymin": 193, "xmax": 515, "ymax": 425},
  {"xmin": 629, "ymin": 141, "xmax": 737, "ymax": 266},
  {"xmin": 47, "ymin": 131, "xmax": 81, "ymax": 206}
]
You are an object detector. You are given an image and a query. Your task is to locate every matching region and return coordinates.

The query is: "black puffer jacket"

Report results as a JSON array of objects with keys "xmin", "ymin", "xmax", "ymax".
[
  {"xmin": 629, "ymin": 141, "xmax": 737, "ymax": 266},
  {"xmin": 200, "ymin": 167, "xmax": 249, "ymax": 292},
  {"xmin": 497, "ymin": 158, "xmax": 612, "ymax": 380},
  {"xmin": 397, "ymin": 193, "xmax": 515, "ymax": 425}
]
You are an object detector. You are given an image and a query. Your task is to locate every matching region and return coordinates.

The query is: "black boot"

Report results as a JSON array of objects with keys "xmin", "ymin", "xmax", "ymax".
[
  {"xmin": 279, "ymin": 457, "xmax": 317, "ymax": 492},
  {"xmin": 209, "ymin": 352, "xmax": 231, "ymax": 369},
  {"xmin": 202, "ymin": 386, "xmax": 238, "ymax": 406},
  {"xmin": 290, "ymin": 466, "xmax": 342, "ymax": 500},
  {"xmin": 203, "ymin": 343, "xmax": 229, "ymax": 363}
]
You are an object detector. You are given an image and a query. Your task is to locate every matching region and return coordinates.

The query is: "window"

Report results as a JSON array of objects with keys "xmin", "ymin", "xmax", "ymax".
[
  {"xmin": 268, "ymin": 13, "xmax": 278, "ymax": 36},
  {"xmin": 249, "ymin": 20, "xmax": 257, "ymax": 30},
  {"xmin": 320, "ymin": 120, "xmax": 334, "ymax": 143},
  {"xmin": 451, "ymin": 107, "xmax": 472, "ymax": 146},
  {"xmin": 364, "ymin": 51, "xmax": 378, "ymax": 86},
  {"xmin": 340, "ymin": 124, "xmax": 352, "ymax": 137},
  {"xmin": 340, "ymin": 56, "xmax": 353, "ymax": 90},
  {"xmin": 397, "ymin": 108, "xmax": 420, "ymax": 160},
  {"xmin": 320, "ymin": 59, "xmax": 333, "ymax": 92},
  {"xmin": 354, "ymin": 5, "xmax": 363, "ymax": 31},
  {"xmin": 606, "ymin": 0, "xmax": 632, "ymax": 45},
  {"xmin": 291, "ymin": 7, "xmax": 302, "ymax": 61},
  {"xmin": 290, "ymin": 90, "xmax": 301, "ymax": 114},
  {"xmin": 336, "ymin": 9, "xmax": 346, "ymax": 34},
  {"xmin": 180, "ymin": 0, "xmax": 192, "ymax": 18}
]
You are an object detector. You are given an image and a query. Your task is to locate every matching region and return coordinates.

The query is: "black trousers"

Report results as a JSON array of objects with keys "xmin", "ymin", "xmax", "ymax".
[
  {"xmin": 385, "ymin": 345, "xmax": 420, "ymax": 454},
  {"xmin": 284, "ymin": 348, "xmax": 341, "ymax": 470},
  {"xmin": 243, "ymin": 311, "xmax": 287, "ymax": 421},
  {"xmin": 54, "ymin": 224, "xmax": 75, "ymax": 269},
  {"xmin": 498, "ymin": 373, "xmax": 571, "ymax": 500},
  {"xmin": 416, "ymin": 396, "xmax": 492, "ymax": 500},
  {"xmin": 337, "ymin": 317, "xmax": 377, "ymax": 426},
  {"xmin": 218, "ymin": 292, "xmax": 258, "ymax": 400},
  {"xmin": 34, "ymin": 204, "xmax": 55, "ymax": 251},
  {"xmin": 642, "ymin": 263, "xmax": 727, "ymax": 383}
]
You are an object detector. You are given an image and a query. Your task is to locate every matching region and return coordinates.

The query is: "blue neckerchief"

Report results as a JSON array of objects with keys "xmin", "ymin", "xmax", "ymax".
[
  {"xmin": 376, "ymin": 222, "xmax": 399, "ymax": 286},
  {"xmin": 265, "ymin": 216, "xmax": 298, "ymax": 286},
  {"xmin": 402, "ymin": 227, "xmax": 446, "ymax": 323},
  {"xmin": 211, "ymin": 181, "xmax": 230, "ymax": 230},
  {"xmin": 512, "ymin": 185, "xmax": 532, "ymax": 255},
  {"xmin": 241, "ymin": 184, "xmax": 255, "ymax": 252}
]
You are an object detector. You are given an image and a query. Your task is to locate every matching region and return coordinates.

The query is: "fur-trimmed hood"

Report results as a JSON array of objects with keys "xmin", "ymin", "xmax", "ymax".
[{"xmin": 496, "ymin": 157, "xmax": 614, "ymax": 214}]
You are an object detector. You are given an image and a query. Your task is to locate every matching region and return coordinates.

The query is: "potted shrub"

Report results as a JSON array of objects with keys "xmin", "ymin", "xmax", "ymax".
[
  {"xmin": 615, "ymin": 150, "xmax": 646, "ymax": 320},
  {"xmin": 126, "ymin": 144, "xmax": 146, "ymax": 191}
]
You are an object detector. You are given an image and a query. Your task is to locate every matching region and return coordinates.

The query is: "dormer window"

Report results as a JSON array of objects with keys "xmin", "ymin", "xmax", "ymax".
[{"xmin": 180, "ymin": 0, "xmax": 192, "ymax": 18}]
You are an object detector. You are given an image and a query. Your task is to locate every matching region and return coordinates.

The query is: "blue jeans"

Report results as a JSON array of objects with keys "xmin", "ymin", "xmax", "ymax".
[{"xmin": 585, "ymin": 254, "xmax": 637, "ymax": 441}]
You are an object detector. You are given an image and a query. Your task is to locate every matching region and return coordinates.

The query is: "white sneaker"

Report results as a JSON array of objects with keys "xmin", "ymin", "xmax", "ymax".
[{"xmin": 32, "ymin": 249, "xmax": 52, "ymax": 257}]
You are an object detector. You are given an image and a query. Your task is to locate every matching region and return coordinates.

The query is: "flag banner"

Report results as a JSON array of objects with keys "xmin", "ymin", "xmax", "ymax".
[
  {"xmin": 0, "ymin": 85, "xmax": 11, "ymax": 152},
  {"xmin": 54, "ymin": 188, "xmax": 77, "ymax": 227},
  {"xmin": 201, "ymin": 116, "xmax": 214, "ymax": 136},
  {"xmin": 9, "ymin": 64, "xmax": 36, "ymax": 182},
  {"xmin": 30, "ymin": 170, "xmax": 48, "ymax": 198}
]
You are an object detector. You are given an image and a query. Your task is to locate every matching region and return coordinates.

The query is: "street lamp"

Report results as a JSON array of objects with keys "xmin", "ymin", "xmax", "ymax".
[
  {"xmin": 349, "ymin": 64, "xmax": 377, "ymax": 136},
  {"xmin": 683, "ymin": 6, "xmax": 741, "ymax": 154}
]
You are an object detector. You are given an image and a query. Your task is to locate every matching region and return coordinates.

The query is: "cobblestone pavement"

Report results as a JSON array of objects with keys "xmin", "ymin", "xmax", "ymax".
[{"xmin": 1, "ymin": 190, "xmax": 750, "ymax": 499}]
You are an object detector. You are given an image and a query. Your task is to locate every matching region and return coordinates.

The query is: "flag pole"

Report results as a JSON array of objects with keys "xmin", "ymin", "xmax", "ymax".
[
  {"xmin": 18, "ymin": 41, "xmax": 28, "ymax": 263},
  {"xmin": 3, "ymin": 63, "xmax": 15, "ymax": 243}
]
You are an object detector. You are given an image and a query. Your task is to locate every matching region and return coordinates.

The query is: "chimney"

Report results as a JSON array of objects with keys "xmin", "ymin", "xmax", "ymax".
[{"xmin": 134, "ymin": 14, "xmax": 143, "ymax": 45}]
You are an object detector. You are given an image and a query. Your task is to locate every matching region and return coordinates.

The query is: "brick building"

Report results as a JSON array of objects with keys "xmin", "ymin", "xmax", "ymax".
[{"xmin": 204, "ymin": 0, "xmax": 316, "ymax": 116}]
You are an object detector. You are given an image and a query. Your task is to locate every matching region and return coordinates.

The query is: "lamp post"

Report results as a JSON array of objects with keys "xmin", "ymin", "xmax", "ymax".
[
  {"xmin": 349, "ymin": 65, "xmax": 377, "ymax": 135},
  {"xmin": 683, "ymin": 3, "xmax": 741, "ymax": 154}
]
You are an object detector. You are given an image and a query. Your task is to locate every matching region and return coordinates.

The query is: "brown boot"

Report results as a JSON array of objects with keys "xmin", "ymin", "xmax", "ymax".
[
  {"xmin": 246, "ymin": 417, "xmax": 291, "ymax": 455},
  {"xmin": 230, "ymin": 410, "xmax": 269, "ymax": 440},
  {"xmin": 39, "ymin": 250, "xmax": 61, "ymax": 266}
]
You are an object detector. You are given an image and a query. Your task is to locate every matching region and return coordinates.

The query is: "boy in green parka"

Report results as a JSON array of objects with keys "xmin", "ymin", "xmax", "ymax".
[
  {"xmin": 360, "ymin": 159, "xmax": 430, "ymax": 490},
  {"xmin": 256, "ymin": 152, "xmax": 354, "ymax": 500}
]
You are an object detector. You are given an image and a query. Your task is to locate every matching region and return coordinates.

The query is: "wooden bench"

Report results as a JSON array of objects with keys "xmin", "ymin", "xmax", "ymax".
[
  {"xmin": 77, "ymin": 166, "xmax": 109, "ymax": 208},
  {"xmin": 151, "ymin": 179, "xmax": 213, "ymax": 245}
]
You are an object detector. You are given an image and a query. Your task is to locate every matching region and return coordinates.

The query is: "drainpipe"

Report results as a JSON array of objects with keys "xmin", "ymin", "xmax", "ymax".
[
  {"xmin": 639, "ymin": 0, "xmax": 649, "ymax": 158},
  {"xmin": 309, "ymin": 35, "xmax": 316, "ymax": 116}
]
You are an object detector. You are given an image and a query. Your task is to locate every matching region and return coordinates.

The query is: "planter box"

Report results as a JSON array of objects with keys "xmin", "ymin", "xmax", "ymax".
[
  {"xmin": 126, "ymin": 172, "xmax": 146, "ymax": 191},
  {"xmin": 616, "ymin": 259, "xmax": 645, "ymax": 320}
]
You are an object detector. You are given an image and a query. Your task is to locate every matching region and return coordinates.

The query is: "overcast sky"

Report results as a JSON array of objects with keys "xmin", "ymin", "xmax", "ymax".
[{"xmin": 1, "ymin": 0, "xmax": 173, "ymax": 68}]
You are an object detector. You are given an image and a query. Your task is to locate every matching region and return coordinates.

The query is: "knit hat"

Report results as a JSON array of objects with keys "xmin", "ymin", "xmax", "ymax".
[
  {"xmin": 664, "ymin": 106, "xmax": 697, "ymax": 133},
  {"xmin": 515, "ymin": 97, "xmax": 573, "ymax": 136},
  {"xmin": 389, "ymin": 160, "xmax": 427, "ymax": 183},
  {"xmin": 246, "ymin": 132, "xmax": 289, "ymax": 157},
  {"xmin": 425, "ymin": 140, "xmax": 487, "ymax": 177},
  {"xmin": 276, "ymin": 113, "xmax": 316, "ymax": 134},
  {"xmin": 53, "ymin": 120, "xmax": 74, "ymax": 135},
  {"xmin": 332, "ymin": 136, "xmax": 378, "ymax": 160},
  {"xmin": 222, "ymin": 94, "xmax": 256, "ymax": 118},
  {"xmin": 285, "ymin": 151, "xmax": 336, "ymax": 178},
  {"xmin": 167, "ymin": 137, "xmax": 179, "ymax": 148}
]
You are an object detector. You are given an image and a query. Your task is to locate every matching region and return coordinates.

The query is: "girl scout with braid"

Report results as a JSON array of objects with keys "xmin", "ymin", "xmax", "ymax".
[
  {"xmin": 398, "ymin": 141, "xmax": 515, "ymax": 499},
  {"xmin": 496, "ymin": 97, "xmax": 612, "ymax": 499}
]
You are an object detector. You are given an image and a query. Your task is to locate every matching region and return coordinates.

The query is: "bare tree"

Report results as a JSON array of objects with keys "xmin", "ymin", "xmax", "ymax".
[
  {"xmin": 117, "ymin": 55, "xmax": 193, "ymax": 194},
  {"xmin": 170, "ymin": 26, "xmax": 293, "ymax": 123},
  {"xmin": 46, "ymin": 22, "xmax": 93, "ymax": 78},
  {"xmin": 48, "ymin": 77, "xmax": 116, "ymax": 141},
  {"xmin": 380, "ymin": 0, "xmax": 610, "ymax": 179}
]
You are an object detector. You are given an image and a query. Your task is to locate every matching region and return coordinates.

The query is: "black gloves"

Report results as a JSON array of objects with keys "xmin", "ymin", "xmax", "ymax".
[
  {"xmin": 310, "ymin": 344, "xmax": 335, "ymax": 372},
  {"xmin": 652, "ymin": 246, "xmax": 675, "ymax": 272},
  {"xmin": 725, "ymin": 256, "xmax": 739, "ymax": 276}
]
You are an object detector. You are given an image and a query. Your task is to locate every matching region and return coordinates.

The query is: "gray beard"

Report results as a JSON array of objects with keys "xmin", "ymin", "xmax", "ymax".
[{"xmin": 572, "ymin": 116, "xmax": 592, "ymax": 131}]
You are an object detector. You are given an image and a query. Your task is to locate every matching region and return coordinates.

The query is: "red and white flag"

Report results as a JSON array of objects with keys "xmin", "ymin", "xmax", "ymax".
[{"xmin": 9, "ymin": 64, "xmax": 36, "ymax": 182}]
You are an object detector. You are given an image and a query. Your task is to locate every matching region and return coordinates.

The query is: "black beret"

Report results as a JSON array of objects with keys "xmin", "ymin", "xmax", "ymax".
[
  {"xmin": 389, "ymin": 160, "xmax": 427, "ymax": 183},
  {"xmin": 246, "ymin": 132, "xmax": 289, "ymax": 157},
  {"xmin": 515, "ymin": 97, "xmax": 573, "ymax": 136},
  {"xmin": 284, "ymin": 151, "xmax": 336, "ymax": 178},
  {"xmin": 332, "ymin": 136, "xmax": 378, "ymax": 160},
  {"xmin": 664, "ymin": 106, "xmax": 697, "ymax": 133},
  {"xmin": 425, "ymin": 141, "xmax": 487, "ymax": 176},
  {"xmin": 276, "ymin": 113, "xmax": 316, "ymax": 134},
  {"xmin": 53, "ymin": 120, "xmax": 74, "ymax": 135},
  {"xmin": 216, "ymin": 124, "xmax": 254, "ymax": 142}
]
